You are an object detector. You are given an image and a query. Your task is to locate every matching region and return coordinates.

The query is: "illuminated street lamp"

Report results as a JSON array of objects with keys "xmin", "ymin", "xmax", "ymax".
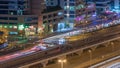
[
  {"xmin": 58, "ymin": 59, "xmax": 67, "ymax": 68},
  {"xmin": 85, "ymin": 21, "xmax": 88, "ymax": 23}
]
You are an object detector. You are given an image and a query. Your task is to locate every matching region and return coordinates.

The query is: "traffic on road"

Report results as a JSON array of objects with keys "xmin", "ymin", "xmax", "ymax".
[{"xmin": 1, "ymin": 13, "xmax": 120, "ymax": 64}]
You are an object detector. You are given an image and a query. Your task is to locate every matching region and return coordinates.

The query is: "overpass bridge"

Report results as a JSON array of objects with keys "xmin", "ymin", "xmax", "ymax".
[{"xmin": 1, "ymin": 25, "xmax": 120, "ymax": 68}]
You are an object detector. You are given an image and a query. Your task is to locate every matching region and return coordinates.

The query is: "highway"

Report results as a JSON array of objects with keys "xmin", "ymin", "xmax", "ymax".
[
  {"xmin": 43, "ymin": 13, "xmax": 119, "ymax": 43},
  {"xmin": 0, "ymin": 43, "xmax": 55, "ymax": 62},
  {"xmin": 43, "ymin": 18, "xmax": 120, "ymax": 44},
  {"xmin": 1, "ymin": 22, "xmax": 120, "ymax": 68},
  {"xmin": 45, "ymin": 40, "xmax": 120, "ymax": 68},
  {"xmin": 0, "ymin": 15, "xmax": 120, "ymax": 68},
  {"xmin": 0, "ymin": 18, "xmax": 119, "ymax": 63}
]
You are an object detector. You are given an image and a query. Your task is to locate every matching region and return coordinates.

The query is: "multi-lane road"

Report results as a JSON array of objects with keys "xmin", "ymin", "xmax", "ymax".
[
  {"xmin": 45, "ymin": 40, "xmax": 120, "ymax": 68},
  {"xmin": 0, "ymin": 15, "xmax": 120, "ymax": 68},
  {"xmin": 43, "ymin": 18, "xmax": 120, "ymax": 44},
  {"xmin": 1, "ymin": 20, "xmax": 120, "ymax": 68},
  {"xmin": 0, "ymin": 17, "xmax": 118, "ymax": 64}
]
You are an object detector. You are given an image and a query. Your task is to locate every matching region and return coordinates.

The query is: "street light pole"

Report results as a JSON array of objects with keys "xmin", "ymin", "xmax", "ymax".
[
  {"xmin": 101, "ymin": 55, "xmax": 105, "ymax": 60},
  {"xmin": 111, "ymin": 42, "xmax": 114, "ymax": 51},
  {"xmin": 58, "ymin": 59, "xmax": 67, "ymax": 68},
  {"xmin": 88, "ymin": 50, "xmax": 92, "ymax": 66},
  {"xmin": 61, "ymin": 61, "xmax": 64, "ymax": 68}
]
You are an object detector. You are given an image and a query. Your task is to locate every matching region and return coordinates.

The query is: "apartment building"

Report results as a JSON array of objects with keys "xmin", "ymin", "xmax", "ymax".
[{"xmin": 0, "ymin": 0, "xmax": 45, "ymax": 36}]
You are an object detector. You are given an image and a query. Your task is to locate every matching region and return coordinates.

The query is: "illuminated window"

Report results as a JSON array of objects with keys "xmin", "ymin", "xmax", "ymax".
[{"xmin": 18, "ymin": 24, "xmax": 24, "ymax": 30}]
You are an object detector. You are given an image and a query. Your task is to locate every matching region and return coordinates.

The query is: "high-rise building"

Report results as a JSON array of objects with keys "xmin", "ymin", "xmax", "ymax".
[
  {"xmin": 42, "ymin": 0, "xmax": 64, "ymax": 32},
  {"xmin": 110, "ymin": 0, "xmax": 120, "ymax": 13},
  {"xmin": 0, "ymin": 0, "xmax": 31, "ymax": 15},
  {"xmin": 0, "ymin": 0, "xmax": 46, "ymax": 36},
  {"xmin": 46, "ymin": 0, "xmax": 96, "ymax": 28},
  {"xmin": 86, "ymin": 0, "xmax": 111, "ymax": 13},
  {"xmin": 45, "ymin": 0, "xmax": 63, "ymax": 8},
  {"xmin": 46, "ymin": 0, "xmax": 59, "ymax": 6},
  {"xmin": 63, "ymin": 0, "xmax": 96, "ymax": 28},
  {"xmin": 42, "ymin": 7, "xmax": 64, "ymax": 33},
  {"xmin": 30, "ymin": 0, "xmax": 46, "ymax": 15}
]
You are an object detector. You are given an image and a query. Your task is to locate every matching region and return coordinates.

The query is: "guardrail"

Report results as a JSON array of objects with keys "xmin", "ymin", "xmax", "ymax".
[{"xmin": 89, "ymin": 55, "xmax": 120, "ymax": 68}]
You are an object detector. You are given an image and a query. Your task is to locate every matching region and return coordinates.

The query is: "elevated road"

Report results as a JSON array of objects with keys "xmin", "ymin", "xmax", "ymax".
[{"xmin": 1, "ymin": 24, "xmax": 120, "ymax": 68}]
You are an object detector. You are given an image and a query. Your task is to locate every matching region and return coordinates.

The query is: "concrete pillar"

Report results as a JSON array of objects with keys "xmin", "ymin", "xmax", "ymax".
[
  {"xmin": 68, "ymin": 53, "xmax": 74, "ymax": 56},
  {"xmin": 58, "ymin": 56, "xmax": 66, "ymax": 60},
  {"xmin": 75, "ymin": 49, "xmax": 83, "ymax": 56},
  {"xmin": 107, "ymin": 42, "xmax": 110, "ymax": 45},
  {"xmin": 101, "ymin": 43, "xmax": 109, "ymax": 47},
  {"xmin": 91, "ymin": 46, "xmax": 97, "ymax": 51},
  {"xmin": 41, "ymin": 61, "xmax": 48, "ymax": 68},
  {"xmin": 104, "ymin": 42, "xmax": 114, "ymax": 47},
  {"xmin": 104, "ymin": 44, "xmax": 108, "ymax": 47}
]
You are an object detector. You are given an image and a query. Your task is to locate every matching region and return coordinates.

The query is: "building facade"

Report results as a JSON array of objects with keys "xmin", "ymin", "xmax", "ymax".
[
  {"xmin": 43, "ymin": 0, "xmax": 65, "ymax": 32},
  {"xmin": 87, "ymin": 0, "xmax": 111, "ymax": 13},
  {"xmin": 46, "ymin": 0, "xmax": 59, "ymax": 6},
  {"xmin": 110, "ymin": 0, "xmax": 120, "ymax": 13},
  {"xmin": 42, "ymin": 7, "xmax": 64, "ymax": 33},
  {"xmin": 63, "ymin": 0, "xmax": 96, "ymax": 28},
  {"xmin": 0, "ymin": 28, "xmax": 8, "ymax": 48},
  {"xmin": 30, "ymin": 0, "xmax": 46, "ymax": 15},
  {"xmin": 0, "ymin": 0, "xmax": 46, "ymax": 36}
]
